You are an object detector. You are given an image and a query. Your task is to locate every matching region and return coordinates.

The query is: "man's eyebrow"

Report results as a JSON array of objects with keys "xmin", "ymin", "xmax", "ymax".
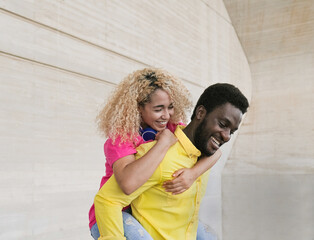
[{"xmin": 221, "ymin": 117, "xmax": 231, "ymax": 124}]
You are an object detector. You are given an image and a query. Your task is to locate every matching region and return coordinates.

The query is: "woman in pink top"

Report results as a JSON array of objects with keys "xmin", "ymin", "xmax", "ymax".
[{"xmin": 89, "ymin": 68, "xmax": 221, "ymax": 240}]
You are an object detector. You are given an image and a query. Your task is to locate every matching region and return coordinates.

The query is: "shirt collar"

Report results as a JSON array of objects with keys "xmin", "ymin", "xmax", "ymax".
[{"xmin": 174, "ymin": 125, "xmax": 201, "ymax": 158}]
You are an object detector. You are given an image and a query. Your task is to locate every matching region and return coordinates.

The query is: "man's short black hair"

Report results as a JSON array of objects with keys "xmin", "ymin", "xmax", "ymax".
[{"xmin": 191, "ymin": 83, "xmax": 249, "ymax": 120}]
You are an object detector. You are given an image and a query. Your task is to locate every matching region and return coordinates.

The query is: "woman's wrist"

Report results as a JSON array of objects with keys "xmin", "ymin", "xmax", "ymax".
[
  {"xmin": 191, "ymin": 162, "xmax": 204, "ymax": 179},
  {"xmin": 156, "ymin": 138, "xmax": 173, "ymax": 151},
  {"xmin": 188, "ymin": 166, "xmax": 198, "ymax": 181}
]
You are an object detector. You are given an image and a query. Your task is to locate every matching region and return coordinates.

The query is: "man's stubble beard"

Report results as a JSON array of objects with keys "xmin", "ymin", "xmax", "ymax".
[{"xmin": 194, "ymin": 119, "xmax": 213, "ymax": 157}]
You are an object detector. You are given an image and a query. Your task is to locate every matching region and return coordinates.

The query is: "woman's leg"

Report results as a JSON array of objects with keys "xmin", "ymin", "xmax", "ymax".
[
  {"xmin": 196, "ymin": 221, "xmax": 218, "ymax": 240},
  {"xmin": 90, "ymin": 212, "xmax": 153, "ymax": 240},
  {"xmin": 90, "ymin": 222, "xmax": 100, "ymax": 240},
  {"xmin": 122, "ymin": 211, "xmax": 153, "ymax": 240}
]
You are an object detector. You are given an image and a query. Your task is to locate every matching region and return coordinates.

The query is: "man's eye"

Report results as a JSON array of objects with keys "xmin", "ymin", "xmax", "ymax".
[
  {"xmin": 155, "ymin": 109, "xmax": 162, "ymax": 112},
  {"xmin": 219, "ymin": 122, "xmax": 226, "ymax": 128}
]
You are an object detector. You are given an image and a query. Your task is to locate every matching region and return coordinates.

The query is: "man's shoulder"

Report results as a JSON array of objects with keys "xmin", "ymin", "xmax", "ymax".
[{"xmin": 135, "ymin": 140, "xmax": 158, "ymax": 159}]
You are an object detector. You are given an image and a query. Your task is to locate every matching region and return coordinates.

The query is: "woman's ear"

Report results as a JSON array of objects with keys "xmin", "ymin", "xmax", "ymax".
[{"xmin": 195, "ymin": 105, "xmax": 207, "ymax": 121}]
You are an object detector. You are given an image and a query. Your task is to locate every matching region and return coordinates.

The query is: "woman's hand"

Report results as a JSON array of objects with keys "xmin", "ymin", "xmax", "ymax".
[
  {"xmin": 163, "ymin": 168, "xmax": 196, "ymax": 195},
  {"xmin": 163, "ymin": 149, "xmax": 222, "ymax": 195},
  {"xmin": 155, "ymin": 128, "xmax": 177, "ymax": 148}
]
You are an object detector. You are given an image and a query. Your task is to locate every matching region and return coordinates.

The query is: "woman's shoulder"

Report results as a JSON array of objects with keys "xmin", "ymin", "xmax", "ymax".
[
  {"xmin": 104, "ymin": 135, "xmax": 143, "ymax": 166},
  {"xmin": 104, "ymin": 134, "xmax": 143, "ymax": 151}
]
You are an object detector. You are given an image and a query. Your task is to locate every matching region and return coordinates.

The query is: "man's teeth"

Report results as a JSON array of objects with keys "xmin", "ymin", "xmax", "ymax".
[{"xmin": 212, "ymin": 137, "xmax": 220, "ymax": 145}]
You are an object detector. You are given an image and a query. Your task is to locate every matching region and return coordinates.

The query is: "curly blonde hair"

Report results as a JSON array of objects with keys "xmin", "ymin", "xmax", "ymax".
[{"xmin": 97, "ymin": 68, "xmax": 192, "ymax": 143}]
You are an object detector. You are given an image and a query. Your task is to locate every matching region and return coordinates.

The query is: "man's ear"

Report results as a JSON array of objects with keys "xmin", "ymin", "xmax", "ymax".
[{"xmin": 195, "ymin": 105, "xmax": 207, "ymax": 121}]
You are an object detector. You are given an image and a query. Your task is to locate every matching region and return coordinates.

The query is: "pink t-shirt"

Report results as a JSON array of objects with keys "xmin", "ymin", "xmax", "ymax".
[{"xmin": 88, "ymin": 122, "xmax": 181, "ymax": 229}]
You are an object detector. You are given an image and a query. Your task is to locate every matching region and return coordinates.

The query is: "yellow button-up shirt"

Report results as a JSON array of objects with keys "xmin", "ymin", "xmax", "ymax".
[{"xmin": 94, "ymin": 126, "xmax": 210, "ymax": 240}]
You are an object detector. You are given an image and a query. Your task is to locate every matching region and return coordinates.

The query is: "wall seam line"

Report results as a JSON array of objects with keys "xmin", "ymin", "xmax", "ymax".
[
  {"xmin": 201, "ymin": 0, "xmax": 232, "ymax": 25},
  {"xmin": 0, "ymin": 51, "xmax": 117, "ymax": 86},
  {"xmin": 0, "ymin": 7, "xmax": 204, "ymax": 88}
]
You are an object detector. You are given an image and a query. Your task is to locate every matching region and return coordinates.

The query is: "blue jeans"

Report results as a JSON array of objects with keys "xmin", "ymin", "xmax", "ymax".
[
  {"xmin": 197, "ymin": 221, "xmax": 218, "ymax": 240},
  {"xmin": 91, "ymin": 212, "xmax": 217, "ymax": 240},
  {"xmin": 91, "ymin": 211, "xmax": 153, "ymax": 240}
]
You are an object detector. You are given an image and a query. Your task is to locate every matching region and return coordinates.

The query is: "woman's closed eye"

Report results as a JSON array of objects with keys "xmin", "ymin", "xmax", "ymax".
[
  {"xmin": 168, "ymin": 105, "xmax": 174, "ymax": 110},
  {"xmin": 154, "ymin": 108, "xmax": 163, "ymax": 112}
]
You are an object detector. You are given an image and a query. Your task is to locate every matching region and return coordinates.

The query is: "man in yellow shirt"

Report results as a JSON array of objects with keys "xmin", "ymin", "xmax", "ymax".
[{"xmin": 94, "ymin": 83, "xmax": 249, "ymax": 240}]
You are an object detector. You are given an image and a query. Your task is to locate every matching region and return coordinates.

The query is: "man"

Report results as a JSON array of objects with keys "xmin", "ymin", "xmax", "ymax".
[{"xmin": 94, "ymin": 83, "xmax": 249, "ymax": 240}]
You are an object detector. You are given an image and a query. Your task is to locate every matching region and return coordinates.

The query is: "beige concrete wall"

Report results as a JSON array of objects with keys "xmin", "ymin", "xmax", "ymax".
[
  {"xmin": 222, "ymin": 0, "xmax": 314, "ymax": 239},
  {"xmin": 223, "ymin": 53, "xmax": 314, "ymax": 240},
  {"xmin": 0, "ymin": 1, "xmax": 251, "ymax": 239}
]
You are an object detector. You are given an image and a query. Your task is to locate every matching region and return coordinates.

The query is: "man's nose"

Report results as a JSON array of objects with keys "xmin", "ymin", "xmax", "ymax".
[{"xmin": 221, "ymin": 129, "xmax": 231, "ymax": 142}]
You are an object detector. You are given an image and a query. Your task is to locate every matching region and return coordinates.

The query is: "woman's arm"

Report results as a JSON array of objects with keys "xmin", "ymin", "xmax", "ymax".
[
  {"xmin": 95, "ymin": 144, "xmax": 162, "ymax": 239},
  {"xmin": 163, "ymin": 149, "xmax": 222, "ymax": 195},
  {"xmin": 113, "ymin": 129, "xmax": 177, "ymax": 195}
]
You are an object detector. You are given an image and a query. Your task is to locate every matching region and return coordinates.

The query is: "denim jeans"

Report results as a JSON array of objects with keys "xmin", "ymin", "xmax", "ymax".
[
  {"xmin": 91, "ymin": 211, "xmax": 153, "ymax": 240},
  {"xmin": 91, "ymin": 212, "xmax": 217, "ymax": 240},
  {"xmin": 197, "ymin": 221, "xmax": 218, "ymax": 240}
]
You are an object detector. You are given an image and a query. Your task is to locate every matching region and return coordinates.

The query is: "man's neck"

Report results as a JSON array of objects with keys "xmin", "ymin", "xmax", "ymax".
[
  {"xmin": 183, "ymin": 123, "xmax": 207, "ymax": 158},
  {"xmin": 182, "ymin": 123, "xmax": 195, "ymax": 146}
]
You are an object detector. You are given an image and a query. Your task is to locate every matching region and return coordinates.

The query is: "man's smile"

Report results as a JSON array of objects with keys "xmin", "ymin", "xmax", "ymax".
[
  {"xmin": 210, "ymin": 136, "xmax": 221, "ymax": 150},
  {"xmin": 211, "ymin": 136, "xmax": 220, "ymax": 145}
]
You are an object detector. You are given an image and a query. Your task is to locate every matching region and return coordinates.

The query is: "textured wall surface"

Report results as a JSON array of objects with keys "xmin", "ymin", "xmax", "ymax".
[
  {"xmin": 223, "ymin": 0, "xmax": 314, "ymax": 239},
  {"xmin": 0, "ymin": 1, "xmax": 251, "ymax": 239}
]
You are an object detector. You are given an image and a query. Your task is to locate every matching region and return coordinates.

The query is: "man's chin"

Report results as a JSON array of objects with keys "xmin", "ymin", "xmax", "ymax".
[{"xmin": 202, "ymin": 148, "xmax": 215, "ymax": 157}]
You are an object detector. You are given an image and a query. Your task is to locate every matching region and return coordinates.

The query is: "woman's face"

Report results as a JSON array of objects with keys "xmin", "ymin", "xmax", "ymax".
[{"xmin": 139, "ymin": 89, "xmax": 174, "ymax": 132}]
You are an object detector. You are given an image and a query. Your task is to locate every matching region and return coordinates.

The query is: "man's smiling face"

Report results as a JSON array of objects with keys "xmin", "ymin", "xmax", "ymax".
[{"xmin": 194, "ymin": 103, "xmax": 243, "ymax": 156}]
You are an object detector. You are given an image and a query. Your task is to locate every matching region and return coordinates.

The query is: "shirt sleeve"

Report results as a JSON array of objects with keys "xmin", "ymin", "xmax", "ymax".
[
  {"xmin": 94, "ymin": 142, "xmax": 161, "ymax": 240},
  {"xmin": 104, "ymin": 137, "xmax": 138, "ymax": 168}
]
